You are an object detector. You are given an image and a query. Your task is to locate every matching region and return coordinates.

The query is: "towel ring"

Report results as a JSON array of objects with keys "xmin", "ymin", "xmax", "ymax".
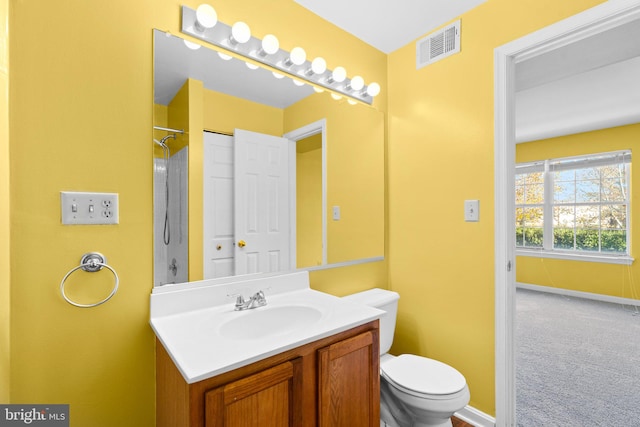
[{"xmin": 60, "ymin": 252, "xmax": 119, "ymax": 308}]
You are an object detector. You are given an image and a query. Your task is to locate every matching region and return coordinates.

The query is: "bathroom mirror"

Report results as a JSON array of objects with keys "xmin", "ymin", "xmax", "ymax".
[{"xmin": 153, "ymin": 30, "xmax": 384, "ymax": 286}]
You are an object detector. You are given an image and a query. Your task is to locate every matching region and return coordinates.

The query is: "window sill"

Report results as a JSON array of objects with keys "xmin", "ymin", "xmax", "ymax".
[{"xmin": 516, "ymin": 249, "xmax": 634, "ymax": 265}]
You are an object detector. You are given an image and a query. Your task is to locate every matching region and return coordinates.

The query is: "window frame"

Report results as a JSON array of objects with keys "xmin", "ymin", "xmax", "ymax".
[{"xmin": 516, "ymin": 150, "xmax": 633, "ymax": 265}]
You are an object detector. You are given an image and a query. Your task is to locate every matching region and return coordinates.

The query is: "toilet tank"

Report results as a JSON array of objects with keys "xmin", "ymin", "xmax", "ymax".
[{"xmin": 342, "ymin": 288, "xmax": 399, "ymax": 355}]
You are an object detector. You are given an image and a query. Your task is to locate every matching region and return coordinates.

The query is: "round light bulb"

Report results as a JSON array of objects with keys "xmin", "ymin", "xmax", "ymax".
[
  {"xmin": 218, "ymin": 52, "xmax": 232, "ymax": 61},
  {"xmin": 331, "ymin": 93, "xmax": 343, "ymax": 100},
  {"xmin": 350, "ymin": 76, "xmax": 365, "ymax": 91},
  {"xmin": 348, "ymin": 99, "xmax": 357, "ymax": 105},
  {"xmin": 290, "ymin": 47, "xmax": 306, "ymax": 66},
  {"xmin": 272, "ymin": 72, "xmax": 285, "ymax": 79},
  {"xmin": 293, "ymin": 79, "xmax": 305, "ymax": 87},
  {"xmin": 313, "ymin": 86, "xmax": 324, "ymax": 93},
  {"xmin": 195, "ymin": 4, "xmax": 217, "ymax": 31},
  {"xmin": 231, "ymin": 22, "xmax": 251, "ymax": 44},
  {"xmin": 366, "ymin": 82, "xmax": 381, "ymax": 97},
  {"xmin": 331, "ymin": 66, "xmax": 347, "ymax": 83},
  {"xmin": 245, "ymin": 62, "xmax": 259, "ymax": 70},
  {"xmin": 311, "ymin": 57, "xmax": 327, "ymax": 75},
  {"xmin": 183, "ymin": 40, "xmax": 201, "ymax": 50},
  {"xmin": 261, "ymin": 34, "xmax": 279, "ymax": 55}
]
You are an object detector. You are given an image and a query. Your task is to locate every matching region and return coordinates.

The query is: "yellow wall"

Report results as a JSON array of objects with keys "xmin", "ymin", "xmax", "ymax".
[
  {"xmin": 387, "ymin": 0, "xmax": 604, "ymax": 415},
  {"xmin": 8, "ymin": 1, "xmax": 386, "ymax": 425},
  {"xmin": 516, "ymin": 124, "xmax": 640, "ymax": 299},
  {"xmin": 284, "ymin": 92, "xmax": 385, "ymax": 263},
  {"xmin": 203, "ymin": 88, "xmax": 283, "ymax": 136},
  {"xmin": 296, "ymin": 134, "xmax": 323, "ymax": 267},
  {"xmin": 0, "ymin": 0, "xmax": 9, "ymax": 404}
]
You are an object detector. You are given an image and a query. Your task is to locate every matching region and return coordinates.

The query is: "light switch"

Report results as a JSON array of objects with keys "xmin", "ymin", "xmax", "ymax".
[
  {"xmin": 332, "ymin": 206, "xmax": 341, "ymax": 221},
  {"xmin": 61, "ymin": 192, "xmax": 119, "ymax": 225},
  {"xmin": 464, "ymin": 200, "xmax": 479, "ymax": 222}
]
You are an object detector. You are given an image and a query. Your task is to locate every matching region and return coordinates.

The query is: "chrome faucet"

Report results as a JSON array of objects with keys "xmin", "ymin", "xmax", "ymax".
[{"xmin": 233, "ymin": 290, "xmax": 267, "ymax": 311}]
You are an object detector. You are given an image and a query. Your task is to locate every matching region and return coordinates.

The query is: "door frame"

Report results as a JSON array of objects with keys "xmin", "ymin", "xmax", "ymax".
[
  {"xmin": 284, "ymin": 119, "xmax": 328, "ymax": 269},
  {"xmin": 494, "ymin": 1, "xmax": 640, "ymax": 425}
]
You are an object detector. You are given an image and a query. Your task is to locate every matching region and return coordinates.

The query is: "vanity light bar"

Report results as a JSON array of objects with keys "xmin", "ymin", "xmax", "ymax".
[{"xmin": 180, "ymin": 5, "xmax": 377, "ymax": 105}]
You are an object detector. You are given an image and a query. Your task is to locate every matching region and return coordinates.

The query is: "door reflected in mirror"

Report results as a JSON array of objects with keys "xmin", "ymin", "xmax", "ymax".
[{"xmin": 153, "ymin": 30, "xmax": 384, "ymax": 286}]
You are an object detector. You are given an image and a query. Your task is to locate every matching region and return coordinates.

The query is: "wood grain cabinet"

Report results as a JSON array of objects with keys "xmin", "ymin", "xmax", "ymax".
[
  {"xmin": 318, "ymin": 331, "xmax": 379, "ymax": 427},
  {"xmin": 156, "ymin": 321, "xmax": 379, "ymax": 427}
]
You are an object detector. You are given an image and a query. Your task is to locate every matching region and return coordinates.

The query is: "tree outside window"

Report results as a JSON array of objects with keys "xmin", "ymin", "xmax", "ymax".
[{"xmin": 516, "ymin": 151, "xmax": 630, "ymax": 257}]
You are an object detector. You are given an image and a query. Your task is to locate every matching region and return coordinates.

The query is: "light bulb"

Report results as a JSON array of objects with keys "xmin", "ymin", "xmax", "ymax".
[
  {"xmin": 313, "ymin": 86, "xmax": 324, "ymax": 93},
  {"xmin": 272, "ymin": 72, "xmax": 285, "ymax": 79},
  {"xmin": 218, "ymin": 52, "xmax": 232, "ymax": 61},
  {"xmin": 260, "ymin": 34, "xmax": 279, "ymax": 55},
  {"xmin": 308, "ymin": 57, "xmax": 327, "ymax": 75},
  {"xmin": 366, "ymin": 82, "xmax": 381, "ymax": 97},
  {"xmin": 195, "ymin": 4, "xmax": 217, "ymax": 32},
  {"xmin": 293, "ymin": 79, "xmax": 305, "ymax": 87},
  {"xmin": 329, "ymin": 66, "xmax": 347, "ymax": 84},
  {"xmin": 184, "ymin": 40, "xmax": 201, "ymax": 50},
  {"xmin": 245, "ymin": 62, "xmax": 259, "ymax": 70},
  {"xmin": 284, "ymin": 47, "xmax": 306, "ymax": 67},
  {"xmin": 348, "ymin": 99, "xmax": 357, "ymax": 105},
  {"xmin": 331, "ymin": 93, "xmax": 343, "ymax": 100},
  {"xmin": 231, "ymin": 22, "xmax": 251, "ymax": 44},
  {"xmin": 349, "ymin": 76, "xmax": 365, "ymax": 91}
]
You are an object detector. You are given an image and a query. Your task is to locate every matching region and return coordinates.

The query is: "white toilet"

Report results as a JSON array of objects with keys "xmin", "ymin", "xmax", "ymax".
[{"xmin": 343, "ymin": 288, "xmax": 470, "ymax": 427}]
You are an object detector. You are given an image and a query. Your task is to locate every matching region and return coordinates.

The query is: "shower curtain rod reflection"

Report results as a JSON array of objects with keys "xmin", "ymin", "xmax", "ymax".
[{"xmin": 154, "ymin": 126, "xmax": 184, "ymax": 134}]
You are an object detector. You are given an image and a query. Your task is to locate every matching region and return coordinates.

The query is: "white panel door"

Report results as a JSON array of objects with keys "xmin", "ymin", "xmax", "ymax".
[
  {"xmin": 234, "ymin": 129, "xmax": 291, "ymax": 275},
  {"xmin": 203, "ymin": 132, "xmax": 235, "ymax": 279}
]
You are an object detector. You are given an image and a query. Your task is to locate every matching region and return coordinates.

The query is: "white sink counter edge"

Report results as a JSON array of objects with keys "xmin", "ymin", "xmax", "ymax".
[{"xmin": 150, "ymin": 271, "xmax": 384, "ymax": 384}]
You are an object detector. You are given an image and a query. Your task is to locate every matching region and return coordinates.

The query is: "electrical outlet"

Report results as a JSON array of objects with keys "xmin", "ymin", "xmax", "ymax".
[{"xmin": 61, "ymin": 192, "xmax": 119, "ymax": 225}]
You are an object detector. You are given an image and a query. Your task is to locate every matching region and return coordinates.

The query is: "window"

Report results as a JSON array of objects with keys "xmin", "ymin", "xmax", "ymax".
[{"xmin": 516, "ymin": 150, "xmax": 631, "ymax": 263}]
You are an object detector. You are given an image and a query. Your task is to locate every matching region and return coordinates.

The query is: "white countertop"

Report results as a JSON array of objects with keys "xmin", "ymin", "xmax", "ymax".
[{"xmin": 150, "ymin": 271, "xmax": 383, "ymax": 384}]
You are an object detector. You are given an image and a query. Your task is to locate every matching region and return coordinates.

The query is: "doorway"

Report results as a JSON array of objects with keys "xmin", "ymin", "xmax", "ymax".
[{"xmin": 494, "ymin": 1, "xmax": 640, "ymax": 425}]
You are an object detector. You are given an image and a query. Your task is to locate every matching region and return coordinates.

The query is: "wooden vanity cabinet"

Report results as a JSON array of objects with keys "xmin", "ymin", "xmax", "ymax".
[{"xmin": 156, "ymin": 321, "xmax": 379, "ymax": 427}]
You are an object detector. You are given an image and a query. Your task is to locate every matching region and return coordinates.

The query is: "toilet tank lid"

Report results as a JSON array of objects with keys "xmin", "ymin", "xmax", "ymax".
[{"xmin": 342, "ymin": 288, "xmax": 399, "ymax": 307}]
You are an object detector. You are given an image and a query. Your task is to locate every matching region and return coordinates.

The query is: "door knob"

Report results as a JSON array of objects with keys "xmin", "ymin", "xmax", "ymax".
[{"xmin": 238, "ymin": 240, "xmax": 246, "ymax": 248}]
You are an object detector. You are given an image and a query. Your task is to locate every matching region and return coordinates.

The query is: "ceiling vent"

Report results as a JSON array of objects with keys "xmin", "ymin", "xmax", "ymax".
[{"xmin": 416, "ymin": 20, "xmax": 461, "ymax": 69}]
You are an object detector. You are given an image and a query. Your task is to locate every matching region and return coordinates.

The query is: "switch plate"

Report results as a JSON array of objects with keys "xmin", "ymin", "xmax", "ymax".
[
  {"xmin": 61, "ymin": 192, "xmax": 119, "ymax": 225},
  {"xmin": 464, "ymin": 200, "xmax": 479, "ymax": 222},
  {"xmin": 332, "ymin": 206, "xmax": 341, "ymax": 221}
]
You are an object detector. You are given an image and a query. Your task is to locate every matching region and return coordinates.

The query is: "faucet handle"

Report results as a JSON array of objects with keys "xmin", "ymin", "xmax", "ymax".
[{"xmin": 227, "ymin": 291, "xmax": 247, "ymax": 309}]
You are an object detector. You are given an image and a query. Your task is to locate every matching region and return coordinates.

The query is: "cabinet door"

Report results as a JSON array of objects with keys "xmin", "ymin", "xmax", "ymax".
[
  {"xmin": 205, "ymin": 359, "xmax": 302, "ymax": 427},
  {"xmin": 318, "ymin": 331, "xmax": 380, "ymax": 427}
]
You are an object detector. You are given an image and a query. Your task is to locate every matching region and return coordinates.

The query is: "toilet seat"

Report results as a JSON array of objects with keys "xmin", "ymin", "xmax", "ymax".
[{"xmin": 381, "ymin": 354, "xmax": 467, "ymax": 397}]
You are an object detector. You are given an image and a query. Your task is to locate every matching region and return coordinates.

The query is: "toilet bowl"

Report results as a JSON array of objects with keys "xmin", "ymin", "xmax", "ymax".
[{"xmin": 342, "ymin": 289, "xmax": 470, "ymax": 427}]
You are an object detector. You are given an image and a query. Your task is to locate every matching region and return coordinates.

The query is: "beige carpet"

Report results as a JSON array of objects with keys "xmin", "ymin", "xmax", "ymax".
[{"xmin": 516, "ymin": 288, "xmax": 640, "ymax": 426}]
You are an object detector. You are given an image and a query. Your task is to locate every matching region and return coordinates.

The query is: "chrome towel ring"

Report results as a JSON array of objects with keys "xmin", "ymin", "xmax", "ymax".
[{"xmin": 60, "ymin": 252, "xmax": 119, "ymax": 308}]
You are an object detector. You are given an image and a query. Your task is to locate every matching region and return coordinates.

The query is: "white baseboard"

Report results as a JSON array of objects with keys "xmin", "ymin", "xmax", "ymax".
[
  {"xmin": 516, "ymin": 282, "xmax": 640, "ymax": 307},
  {"xmin": 455, "ymin": 405, "xmax": 496, "ymax": 427}
]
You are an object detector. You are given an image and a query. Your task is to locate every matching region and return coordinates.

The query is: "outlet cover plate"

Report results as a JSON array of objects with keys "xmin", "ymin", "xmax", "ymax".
[
  {"xmin": 61, "ymin": 191, "xmax": 119, "ymax": 225},
  {"xmin": 464, "ymin": 199, "xmax": 479, "ymax": 222}
]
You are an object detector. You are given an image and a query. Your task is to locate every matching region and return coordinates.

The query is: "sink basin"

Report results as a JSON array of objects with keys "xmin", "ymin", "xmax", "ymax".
[{"xmin": 219, "ymin": 305, "xmax": 323, "ymax": 340}]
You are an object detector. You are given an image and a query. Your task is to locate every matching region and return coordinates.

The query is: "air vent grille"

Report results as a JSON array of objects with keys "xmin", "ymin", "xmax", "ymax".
[{"xmin": 417, "ymin": 20, "xmax": 461, "ymax": 69}]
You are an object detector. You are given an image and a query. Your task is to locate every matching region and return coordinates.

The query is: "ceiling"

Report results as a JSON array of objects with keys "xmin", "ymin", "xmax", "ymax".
[
  {"xmin": 294, "ymin": 0, "xmax": 487, "ymax": 54},
  {"xmin": 515, "ymin": 19, "xmax": 640, "ymax": 142},
  {"xmin": 154, "ymin": 30, "xmax": 314, "ymax": 108}
]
